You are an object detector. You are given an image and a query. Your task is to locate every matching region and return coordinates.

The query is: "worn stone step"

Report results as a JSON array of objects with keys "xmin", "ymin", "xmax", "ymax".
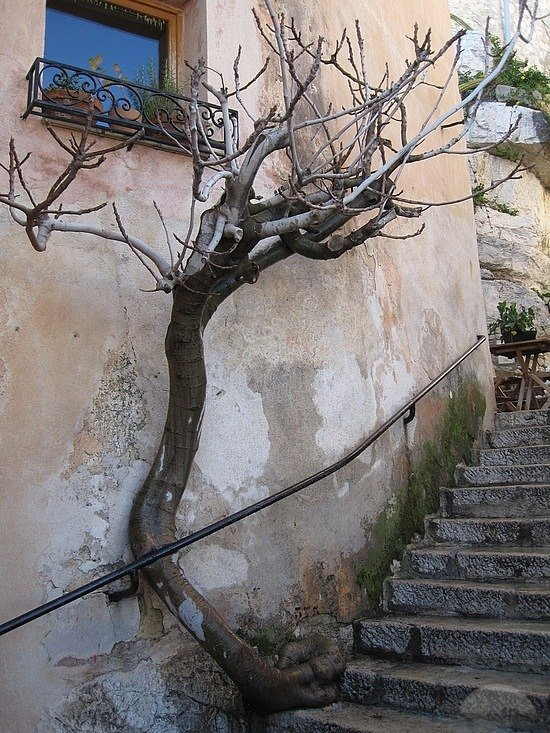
[
  {"xmin": 383, "ymin": 577, "xmax": 550, "ymax": 620},
  {"xmin": 263, "ymin": 702, "xmax": 514, "ymax": 733},
  {"xmin": 425, "ymin": 516, "xmax": 550, "ymax": 545},
  {"xmin": 403, "ymin": 544, "xmax": 550, "ymax": 582},
  {"xmin": 478, "ymin": 445, "xmax": 550, "ymax": 466},
  {"xmin": 440, "ymin": 485, "xmax": 550, "ymax": 518},
  {"xmin": 487, "ymin": 426, "xmax": 550, "ymax": 448},
  {"xmin": 354, "ymin": 616, "xmax": 550, "ymax": 673},
  {"xmin": 342, "ymin": 659, "xmax": 550, "ymax": 732},
  {"xmin": 495, "ymin": 409, "xmax": 550, "ymax": 430},
  {"xmin": 455, "ymin": 463, "xmax": 550, "ymax": 486}
]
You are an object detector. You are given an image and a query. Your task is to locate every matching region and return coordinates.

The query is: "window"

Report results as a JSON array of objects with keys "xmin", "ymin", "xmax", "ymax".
[
  {"xmin": 45, "ymin": 0, "xmax": 180, "ymax": 83},
  {"xmin": 25, "ymin": 0, "xmax": 233, "ymax": 152}
]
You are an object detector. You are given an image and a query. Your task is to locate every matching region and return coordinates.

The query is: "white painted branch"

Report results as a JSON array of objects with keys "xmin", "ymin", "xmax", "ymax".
[
  {"xmin": 44, "ymin": 217, "xmax": 171, "ymax": 274},
  {"xmin": 342, "ymin": 24, "xmax": 525, "ymax": 208},
  {"xmin": 197, "ymin": 171, "xmax": 234, "ymax": 202},
  {"xmin": 205, "ymin": 212, "xmax": 227, "ymax": 253},
  {"xmin": 258, "ymin": 208, "xmax": 327, "ymax": 238},
  {"xmin": 223, "ymin": 223, "xmax": 243, "ymax": 242}
]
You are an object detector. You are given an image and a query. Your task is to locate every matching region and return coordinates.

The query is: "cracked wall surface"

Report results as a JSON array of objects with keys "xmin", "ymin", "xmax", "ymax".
[{"xmin": 0, "ymin": 1, "xmax": 493, "ymax": 731}]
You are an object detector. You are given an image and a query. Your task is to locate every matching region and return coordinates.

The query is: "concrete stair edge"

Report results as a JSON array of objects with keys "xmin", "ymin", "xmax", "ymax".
[
  {"xmin": 342, "ymin": 658, "xmax": 550, "ymax": 732},
  {"xmin": 354, "ymin": 615, "xmax": 550, "ymax": 674},
  {"xmin": 495, "ymin": 409, "xmax": 550, "ymax": 429},
  {"xmin": 383, "ymin": 575, "xmax": 550, "ymax": 620},
  {"xmin": 261, "ymin": 702, "xmax": 518, "ymax": 733},
  {"xmin": 402, "ymin": 543, "xmax": 550, "ymax": 581}
]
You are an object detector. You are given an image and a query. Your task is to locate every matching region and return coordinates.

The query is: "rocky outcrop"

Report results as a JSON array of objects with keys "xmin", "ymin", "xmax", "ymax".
[
  {"xmin": 468, "ymin": 101, "xmax": 550, "ymax": 188},
  {"xmin": 475, "ymin": 208, "xmax": 549, "ymax": 288},
  {"xmin": 466, "ymin": 148, "xmax": 549, "ymax": 340},
  {"xmin": 452, "ymin": 22, "xmax": 550, "ymax": 343}
]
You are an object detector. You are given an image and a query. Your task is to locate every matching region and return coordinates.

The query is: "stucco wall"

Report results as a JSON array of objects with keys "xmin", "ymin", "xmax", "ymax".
[{"xmin": 0, "ymin": 1, "xmax": 493, "ymax": 731}]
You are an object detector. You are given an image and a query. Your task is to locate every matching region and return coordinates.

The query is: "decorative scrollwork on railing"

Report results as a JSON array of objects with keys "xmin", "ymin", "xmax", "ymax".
[{"xmin": 23, "ymin": 58, "xmax": 238, "ymax": 154}]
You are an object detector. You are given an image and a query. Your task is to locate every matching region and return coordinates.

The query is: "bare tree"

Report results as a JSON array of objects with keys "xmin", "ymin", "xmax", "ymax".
[{"xmin": 0, "ymin": 0, "xmax": 541, "ymax": 714}]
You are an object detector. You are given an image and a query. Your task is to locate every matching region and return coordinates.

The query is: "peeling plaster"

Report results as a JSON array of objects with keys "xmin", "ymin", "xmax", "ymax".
[
  {"xmin": 42, "ymin": 594, "xmax": 140, "ymax": 666},
  {"xmin": 313, "ymin": 350, "xmax": 375, "ymax": 460},
  {"xmin": 63, "ymin": 345, "xmax": 146, "ymax": 478},
  {"xmin": 195, "ymin": 366, "xmax": 269, "ymax": 492},
  {"xmin": 183, "ymin": 545, "xmax": 250, "ymax": 591}
]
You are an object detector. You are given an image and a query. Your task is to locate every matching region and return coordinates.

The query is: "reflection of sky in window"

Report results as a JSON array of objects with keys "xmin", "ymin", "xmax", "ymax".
[{"xmin": 45, "ymin": 8, "xmax": 159, "ymax": 84}]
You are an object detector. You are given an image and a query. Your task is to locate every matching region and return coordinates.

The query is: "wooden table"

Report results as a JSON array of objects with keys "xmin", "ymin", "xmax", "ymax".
[{"xmin": 490, "ymin": 338, "xmax": 550, "ymax": 411}]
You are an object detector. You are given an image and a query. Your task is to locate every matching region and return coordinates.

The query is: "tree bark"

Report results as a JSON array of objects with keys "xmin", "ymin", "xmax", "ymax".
[{"xmin": 129, "ymin": 269, "xmax": 344, "ymax": 712}]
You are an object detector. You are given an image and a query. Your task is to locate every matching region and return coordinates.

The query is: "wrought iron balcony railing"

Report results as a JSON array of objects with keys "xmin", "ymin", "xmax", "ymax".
[{"xmin": 23, "ymin": 58, "xmax": 238, "ymax": 153}]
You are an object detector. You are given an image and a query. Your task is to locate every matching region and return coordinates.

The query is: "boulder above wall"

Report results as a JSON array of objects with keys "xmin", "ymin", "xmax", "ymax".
[{"xmin": 468, "ymin": 101, "xmax": 550, "ymax": 187}]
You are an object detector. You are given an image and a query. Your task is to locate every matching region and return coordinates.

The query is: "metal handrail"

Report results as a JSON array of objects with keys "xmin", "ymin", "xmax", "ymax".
[{"xmin": 0, "ymin": 335, "xmax": 486, "ymax": 636}]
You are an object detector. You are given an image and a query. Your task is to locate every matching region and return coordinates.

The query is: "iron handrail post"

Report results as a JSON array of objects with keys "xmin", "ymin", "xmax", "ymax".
[{"xmin": 0, "ymin": 335, "xmax": 486, "ymax": 637}]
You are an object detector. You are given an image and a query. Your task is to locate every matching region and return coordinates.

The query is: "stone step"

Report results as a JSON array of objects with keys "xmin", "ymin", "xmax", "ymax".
[
  {"xmin": 354, "ymin": 616, "xmax": 550, "ymax": 673},
  {"xmin": 264, "ymin": 702, "xmax": 515, "ymax": 733},
  {"xmin": 403, "ymin": 544, "xmax": 550, "ymax": 582},
  {"xmin": 342, "ymin": 658, "xmax": 550, "ymax": 732},
  {"xmin": 478, "ymin": 445, "xmax": 550, "ymax": 466},
  {"xmin": 383, "ymin": 577, "xmax": 550, "ymax": 620},
  {"xmin": 455, "ymin": 463, "xmax": 550, "ymax": 486},
  {"xmin": 487, "ymin": 426, "xmax": 550, "ymax": 448},
  {"xmin": 440, "ymin": 485, "xmax": 550, "ymax": 518},
  {"xmin": 495, "ymin": 409, "xmax": 550, "ymax": 430},
  {"xmin": 425, "ymin": 516, "xmax": 550, "ymax": 545}
]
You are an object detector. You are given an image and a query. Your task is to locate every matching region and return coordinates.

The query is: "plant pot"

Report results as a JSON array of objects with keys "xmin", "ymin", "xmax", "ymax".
[
  {"xmin": 501, "ymin": 329, "xmax": 537, "ymax": 343},
  {"xmin": 108, "ymin": 105, "xmax": 143, "ymax": 134},
  {"xmin": 43, "ymin": 88, "xmax": 103, "ymax": 122}
]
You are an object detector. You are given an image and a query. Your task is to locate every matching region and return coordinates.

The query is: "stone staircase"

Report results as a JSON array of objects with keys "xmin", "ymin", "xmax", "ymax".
[{"xmin": 267, "ymin": 409, "xmax": 550, "ymax": 732}]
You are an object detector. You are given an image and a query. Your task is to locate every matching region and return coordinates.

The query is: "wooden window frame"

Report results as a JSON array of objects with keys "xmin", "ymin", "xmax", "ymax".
[
  {"xmin": 111, "ymin": 0, "xmax": 181, "ymax": 81},
  {"xmin": 46, "ymin": 0, "xmax": 182, "ymax": 83}
]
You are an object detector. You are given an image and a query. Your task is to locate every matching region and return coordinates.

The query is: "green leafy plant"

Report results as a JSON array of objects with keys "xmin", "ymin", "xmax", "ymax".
[
  {"xmin": 471, "ymin": 185, "xmax": 518, "ymax": 215},
  {"xmin": 490, "ymin": 35, "xmax": 550, "ymax": 99},
  {"xmin": 472, "ymin": 183, "xmax": 489, "ymax": 206},
  {"xmin": 493, "ymin": 144, "xmax": 522, "ymax": 163},
  {"xmin": 489, "ymin": 300, "xmax": 536, "ymax": 338},
  {"xmin": 458, "ymin": 70, "xmax": 484, "ymax": 95},
  {"xmin": 459, "ymin": 35, "xmax": 550, "ymax": 119},
  {"xmin": 134, "ymin": 59, "xmax": 183, "ymax": 123},
  {"xmin": 487, "ymin": 199, "xmax": 518, "ymax": 215}
]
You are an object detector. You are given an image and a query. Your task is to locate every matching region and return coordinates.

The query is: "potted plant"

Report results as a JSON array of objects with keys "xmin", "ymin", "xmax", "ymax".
[
  {"xmin": 43, "ymin": 63, "xmax": 103, "ymax": 121},
  {"xmin": 489, "ymin": 301, "xmax": 537, "ymax": 342},
  {"xmin": 86, "ymin": 56, "xmax": 144, "ymax": 132},
  {"xmin": 134, "ymin": 60, "xmax": 188, "ymax": 140}
]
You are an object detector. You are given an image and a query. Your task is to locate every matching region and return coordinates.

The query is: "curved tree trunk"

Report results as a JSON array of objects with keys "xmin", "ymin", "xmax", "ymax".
[{"xmin": 129, "ymin": 270, "xmax": 344, "ymax": 712}]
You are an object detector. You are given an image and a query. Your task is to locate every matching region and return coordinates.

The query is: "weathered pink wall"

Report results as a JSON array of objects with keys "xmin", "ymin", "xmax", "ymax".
[{"xmin": 0, "ymin": 1, "xmax": 494, "ymax": 730}]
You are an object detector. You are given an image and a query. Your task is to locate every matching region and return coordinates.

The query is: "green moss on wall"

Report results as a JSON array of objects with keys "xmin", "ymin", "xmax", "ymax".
[
  {"xmin": 356, "ymin": 379, "xmax": 486, "ymax": 609},
  {"xmin": 247, "ymin": 631, "xmax": 279, "ymax": 657}
]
